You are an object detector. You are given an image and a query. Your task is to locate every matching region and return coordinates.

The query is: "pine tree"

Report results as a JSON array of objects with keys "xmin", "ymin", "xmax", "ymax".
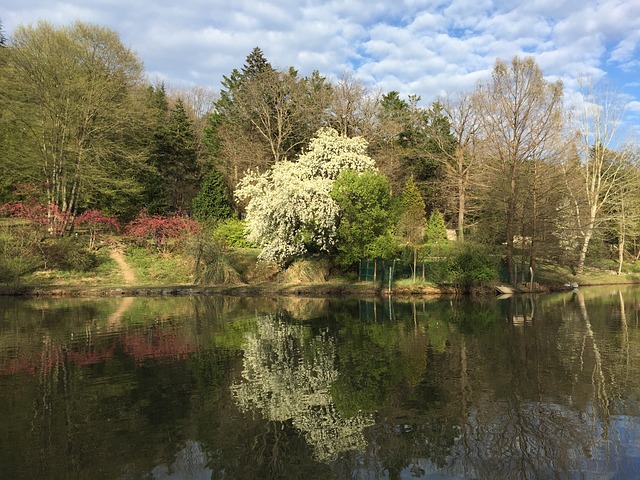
[
  {"xmin": 425, "ymin": 210, "xmax": 448, "ymax": 244},
  {"xmin": 192, "ymin": 169, "xmax": 232, "ymax": 223},
  {"xmin": 241, "ymin": 47, "xmax": 272, "ymax": 79},
  {"xmin": 397, "ymin": 177, "xmax": 427, "ymax": 282}
]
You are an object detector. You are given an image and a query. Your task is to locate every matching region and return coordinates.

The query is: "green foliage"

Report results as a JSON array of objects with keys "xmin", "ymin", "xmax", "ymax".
[
  {"xmin": 145, "ymin": 96, "xmax": 200, "ymax": 213},
  {"xmin": 241, "ymin": 46, "xmax": 273, "ymax": 79},
  {"xmin": 0, "ymin": 227, "xmax": 39, "ymax": 284},
  {"xmin": 213, "ymin": 218, "xmax": 255, "ymax": 248},
  {"xmin": 380, "ymin": 95, "xmax": 452, "ymax": 213},
  {"xmin": 332, "ymin": 170, "xmax": 393, "ymax": 266},
  {"xmin": 425, "ymin": 210, "xmax": 448, "ymax": 244},
  {"xmin": 3, "ymin": 21, "xmax": 150, "ymax": 231},
  {"xmin": 397, "ymin": 176, "xmax": 426, "ymax": 245},
  {"xmin": 451, "ymin": 245, "xmax": 498, "ymax": 291},
  {"xmin": 366, "ymin": 231, "xmax": 398, "ymax": 262},
  {"xmin": 235, "ymin": 127, "xmax": 376, "ymax": 266},
  {"xmin": 415, "ymin": 242, "xmax": 498, "ymax": 291},
  {"xmin": 192, "ymin": 169, "xmax": 232, "ymax": 223},
  {"xmin": 39, "ymin": 237, "xmax": 99, "ymax": 272}
]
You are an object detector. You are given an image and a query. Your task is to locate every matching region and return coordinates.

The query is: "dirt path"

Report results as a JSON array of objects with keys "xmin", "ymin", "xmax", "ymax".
[{"xmin": 109, "ymin": 246, "xmax": 136, "ymax": 284}]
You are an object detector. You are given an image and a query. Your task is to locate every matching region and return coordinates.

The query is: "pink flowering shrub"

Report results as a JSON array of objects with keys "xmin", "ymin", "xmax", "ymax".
[
  {"xmin": 75, "ymin": 210, "xmax": 121, "ymax": 249},
  {"xmin": 125, "ymin": 210, "xmax": 200, "ymax": 253}
]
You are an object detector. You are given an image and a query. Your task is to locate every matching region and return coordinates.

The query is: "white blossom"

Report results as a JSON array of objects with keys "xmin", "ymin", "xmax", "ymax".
[
  {"xmin": 230, "ymin": 313, "xmax": 374, "ymax": 461},
  {"xmin": 235, "ymin": 128, "xmax": 377, "ymax": 265}
]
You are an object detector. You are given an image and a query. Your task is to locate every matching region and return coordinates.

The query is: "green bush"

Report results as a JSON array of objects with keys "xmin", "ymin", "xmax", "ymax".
[
  {"xmin": 212, "ymin": 218, "xmax": 256, "ymax": 248},
  {"xmin": 192, "ymin": 169, "xmax": 232, "ymax": 223},
  {"xmin": 40, "ymin": 237, "xmax": 99, "ymax": 272},
  {"xmin": 419, "ymin": 242, "xmax": 498, "ymax": 291},
  {"xmin": 0, "ymin": 228, "xmax": 40, "ymax": 284},
  {"xmin": 451, "ymin": 244, "xmax": 498, "ymax": 291}
]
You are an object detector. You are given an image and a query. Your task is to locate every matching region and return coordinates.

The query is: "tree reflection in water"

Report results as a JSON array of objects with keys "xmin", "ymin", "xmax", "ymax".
[
  {"xmin": 0, "ymin": 289, "xmax": 639, "ymax": 479},
  {"xmin": 231, "ymin": 312, "xmax": 374, "ymax": 462}
]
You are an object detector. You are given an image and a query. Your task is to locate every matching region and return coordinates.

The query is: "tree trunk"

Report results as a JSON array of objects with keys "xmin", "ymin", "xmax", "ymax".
[
  {"xmin": 617, "ymin": 197, "xmax": 626, "ymax": 276},
  {"xmin": 577, "ymin": 202, "xmax": 599, "ymax": 275},
  {"xmin": 457, "ymin": 176, "xmax": 465, "ymax": 241},
  {"xmin": 618, "ymin": 235, "xmax": 625, "ymax": 275},
  {"xmin": 529, "ymin": 160, "xmax": 538, "ymax": 273},
  {"xmin": 576, "ymin": 224, "xmax": 594, "ymax": 275},
  {"xmin": 373, "ymin": 258, "xmax": 377, "ymax": 284}
]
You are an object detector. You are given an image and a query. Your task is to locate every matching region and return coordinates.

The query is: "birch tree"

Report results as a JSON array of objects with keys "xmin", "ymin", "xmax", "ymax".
[
  {"xmin": 1, "ymin": 21, "xmax": 149, "ymax": 232},
  {"xmin": 567, "ymin": 81, "xmax": 632, "ymax": 274}
]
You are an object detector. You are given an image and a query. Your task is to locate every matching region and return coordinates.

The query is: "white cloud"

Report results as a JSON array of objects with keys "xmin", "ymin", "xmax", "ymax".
[
  {"xmin": 2, "ymin": 0, "xmax": 639, "ymax": 128},
  {"xmin": 627, "ymin": 101, "xmax": 640, "ymax": 113}
]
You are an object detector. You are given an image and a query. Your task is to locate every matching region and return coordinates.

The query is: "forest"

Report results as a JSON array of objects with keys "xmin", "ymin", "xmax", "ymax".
[{"xmin": 1, "ymin": 20, "xmax": 639, "ymax": 289}]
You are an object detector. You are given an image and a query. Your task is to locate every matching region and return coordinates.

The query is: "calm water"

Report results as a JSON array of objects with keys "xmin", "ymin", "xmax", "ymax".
[{"xmin": 0, "ymin": 287, "xmax": 639, "ymax": 479}]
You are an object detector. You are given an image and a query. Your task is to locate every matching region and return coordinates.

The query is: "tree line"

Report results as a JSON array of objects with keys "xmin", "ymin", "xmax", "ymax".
[{"xmin": 1, "ymin": 20, "xmax": 639, "ymax": 284}]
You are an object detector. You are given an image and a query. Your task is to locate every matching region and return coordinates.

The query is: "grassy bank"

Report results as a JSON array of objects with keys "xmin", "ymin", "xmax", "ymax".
[{"xmin": 3, "ymin": 241, "xmax": 640, "ymax": 298}]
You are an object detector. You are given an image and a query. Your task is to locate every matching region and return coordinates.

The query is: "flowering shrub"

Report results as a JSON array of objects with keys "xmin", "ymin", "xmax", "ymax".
[
  {"xmin": 125, "ymin": 210, "xmax": 200, "ymax": 253},
  {"xmin": 75, "ymin": 210, "xmax": 121, "ymax": 250},
  {"xmin": 0, "ymin": 200, "xmax": 70, "ymax": 237},
  {"xmin": 235, "ymin": 128, "xmax": 377, "ymax": 266},
  {"xmin": 0, "ymin": 183, "xmax": 70, "ymax": 236}
]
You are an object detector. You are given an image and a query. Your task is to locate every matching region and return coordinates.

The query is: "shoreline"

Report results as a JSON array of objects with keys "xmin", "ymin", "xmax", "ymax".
[{"xmin": 2, "ymin": 280, "xmax": 637, "ymax": 299}]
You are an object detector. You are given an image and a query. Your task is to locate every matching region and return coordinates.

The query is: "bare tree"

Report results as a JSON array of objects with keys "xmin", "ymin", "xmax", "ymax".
[
  {"xmin": 327, "ymin": 72, "xmax": 382, "ymax": 141},
  {"xmin": 437, "ymin": 92, "xmax": 480, "ymax": 241},
  {"xmin": 475, "ymin": 57, "xmax": 564, "ymax": 283},
  {"xmin": 566, "ymin": 80, "xmax": 633, "ymax": 274},
  {"xmin": 604, "ymin": 152, "xmax": 640, "ymax": 274},
  {"xmin": 233, "ymin": 68, "xmax": 330, "ymax": 164}
]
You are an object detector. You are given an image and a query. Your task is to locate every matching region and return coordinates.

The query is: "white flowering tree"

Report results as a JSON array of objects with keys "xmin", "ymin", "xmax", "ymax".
[
  {"xmin": 235, "ymin": 127, "xmax": 376, "ymax": 265},
  {"xmin": 230, "ymin": 313, "xmax": 374, "ymax": 461}
]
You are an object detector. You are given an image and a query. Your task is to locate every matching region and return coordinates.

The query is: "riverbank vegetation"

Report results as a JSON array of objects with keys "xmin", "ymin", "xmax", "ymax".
[{"xmin": 1, "ymin": 21, "xmax": 639, "ymax": 294}]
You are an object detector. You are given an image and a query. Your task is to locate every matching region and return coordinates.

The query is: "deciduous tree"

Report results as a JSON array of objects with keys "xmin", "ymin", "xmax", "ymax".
[
  {"xmin": 475, "ymin": 57, "xmax": 564, "ymax": 282},
  {"xmin": 235, "ymin": 128, "xmax": 376, "ymax": 266},
  {"xmin": 437, "ymin": 92, "xmax": 480, "ymax": 241},
  {"xmin": 1, "ymin": 21, "xmax": 150, "ymax": 232},
  {"xmin": 567, "ymin": 81, "xmax": 633, "ymax": 274},
  {"xmin": 331, "ymin": 170, "xmax": 393, "ymax": 268},
  {"xmin": 75, "ymin": 209, "xmax": 120, "ymax": 250},
  {"xmin": 397, "ymin": 176, "xmax": 426, "ymax": 283}
]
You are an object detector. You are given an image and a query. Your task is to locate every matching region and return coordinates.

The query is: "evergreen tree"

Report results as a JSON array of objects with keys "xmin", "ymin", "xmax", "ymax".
[
  {"xmin": 164, "ymin": 98, "xmax": 199, "ymax": 211},
  {"xmin": 241, "ymin": 46, "xmax": 273, "ymax": 79},
  {"xmin": 425, "ymin": 210, "xmax": 448, "ymax": 244},
  {"xmin": 192, "ymin": 169, "xmax": 232, "ymax": 223},
  {"xmin": 141, "ymin": 84, "xmax": 171, "ymax": 213},
  {"xmin": 145, "ymin": 94, "xmax": 199, "ymax": 213},
  {"xmin": 397, "ymin": 177, "xmax": 427, "ymax": 282}
]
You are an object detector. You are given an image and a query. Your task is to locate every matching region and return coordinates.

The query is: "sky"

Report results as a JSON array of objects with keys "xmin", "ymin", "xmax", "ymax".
[{"xmin": 3, "ymin": 0, "xmax": 640, "ymax": 136}]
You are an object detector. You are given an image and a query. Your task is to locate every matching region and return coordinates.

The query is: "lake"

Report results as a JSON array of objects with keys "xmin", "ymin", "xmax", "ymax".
[{"xmin": 0, "ymin": 287, "xmax": 639, "ymax": 479}]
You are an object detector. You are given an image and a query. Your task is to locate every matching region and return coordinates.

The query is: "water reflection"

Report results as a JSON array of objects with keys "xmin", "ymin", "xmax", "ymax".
[
  {"xmin": 230, "ymin": 313, "xmax": 374, "ymax": 461},
  {"xmin": 0, "ymin": 288, "xmax": 638, "ymax": 479}
]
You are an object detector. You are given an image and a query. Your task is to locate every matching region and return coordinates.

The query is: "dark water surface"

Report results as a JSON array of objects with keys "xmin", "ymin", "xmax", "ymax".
[{"xmin": 1, "ymin": 287, "xmax": 639, "ymax": 479}]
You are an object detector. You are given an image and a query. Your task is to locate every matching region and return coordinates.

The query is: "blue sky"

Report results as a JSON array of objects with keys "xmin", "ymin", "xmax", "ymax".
[{"xmin": 3, "ymin": 0, "xmax": 640, "ymax": 136}]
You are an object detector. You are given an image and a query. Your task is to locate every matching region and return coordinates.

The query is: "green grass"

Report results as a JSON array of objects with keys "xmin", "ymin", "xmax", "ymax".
[
  {"xmin": 21, "ymin": 250, "xmax": 123, "ymax": 287},
  {"xmin": 8, "ymin": 236, "xmax": 640, "ymax": 291},
  {"xmin": 123, "ymin": 245, "xmax": 193, "ymax": 285}
]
